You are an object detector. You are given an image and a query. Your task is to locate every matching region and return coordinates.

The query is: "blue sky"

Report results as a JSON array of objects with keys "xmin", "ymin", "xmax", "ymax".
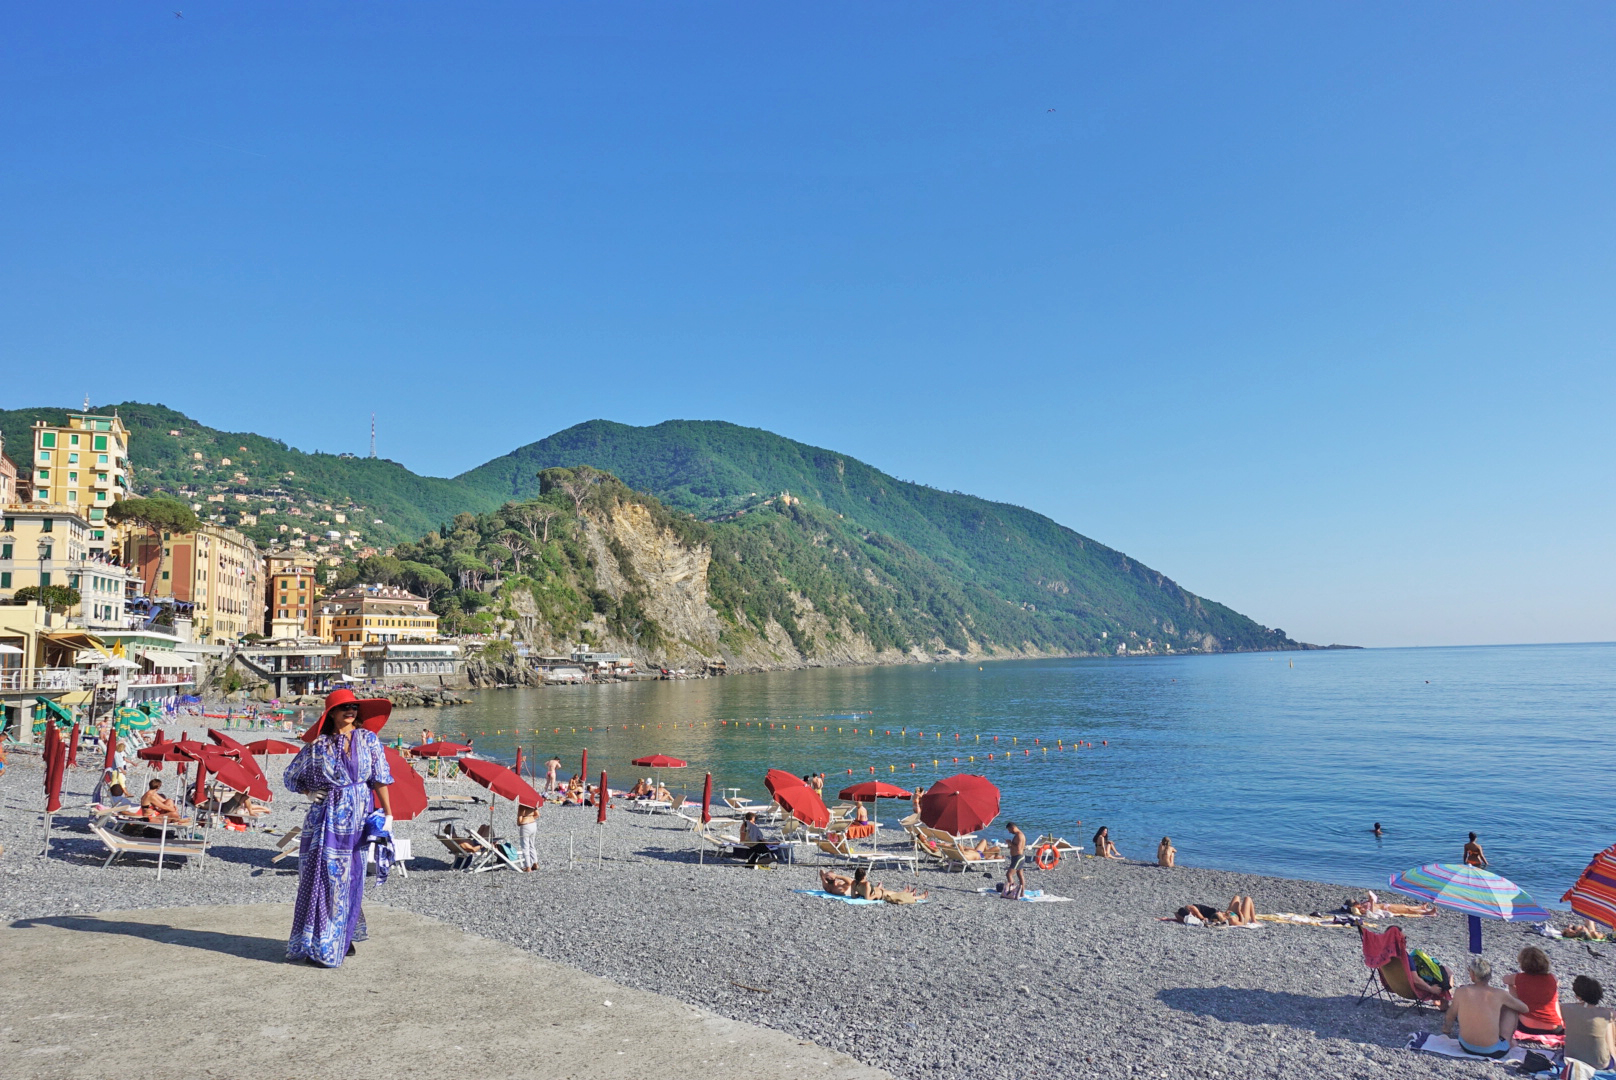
[{"xmin": 3, "ymin": 3, "xmax": 1613, "ymax": 648}]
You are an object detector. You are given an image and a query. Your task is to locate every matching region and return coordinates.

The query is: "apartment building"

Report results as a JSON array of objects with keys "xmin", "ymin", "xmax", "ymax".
[
  {"xmin": 128, "ymin": 524, "xmax": 264, "ymax": 644},
  {"xmin": 315, "ymin": 584, "xmax": 439, "ymax": 645},
  {"xmin": 0, "ymin": 507, "xmax": 133, "ymax": 630},
  {"xmin": 264, "ymin": 551, "xmax": 320, "ymax": 639},
  {"xmin": 30, "ymin": 413, "xmax": 130, "ymax": 556}
]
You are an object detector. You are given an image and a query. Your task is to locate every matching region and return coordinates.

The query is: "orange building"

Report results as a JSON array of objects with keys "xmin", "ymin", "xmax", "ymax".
[
  {"xmin": 263, "ymin": 552, "xmax": 319, "ymax": 639},
  {"xmin": 127, "ymin": 524, "xmax": 263, "ymax": 644}
]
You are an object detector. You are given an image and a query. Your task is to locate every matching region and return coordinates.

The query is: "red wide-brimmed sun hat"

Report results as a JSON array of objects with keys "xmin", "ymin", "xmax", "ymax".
[{"xmin": 300, "ymin": 688, "xmax": 393, "ymax": 743}]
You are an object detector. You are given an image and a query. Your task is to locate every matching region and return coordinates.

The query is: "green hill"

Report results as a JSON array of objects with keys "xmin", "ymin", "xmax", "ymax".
[
  {"xmin": 459, "ymin": 419, "xmax": 1304, "ymax": 655},
  {"xmin": 0, "ymin": 402, "xmax": 502, "ymax": 551}
]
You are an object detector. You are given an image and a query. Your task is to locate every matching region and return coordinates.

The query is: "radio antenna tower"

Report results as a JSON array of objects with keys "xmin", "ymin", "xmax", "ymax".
[{"xmin": 369, "ymin": 413, "xmax": 377, "ymax": 458}]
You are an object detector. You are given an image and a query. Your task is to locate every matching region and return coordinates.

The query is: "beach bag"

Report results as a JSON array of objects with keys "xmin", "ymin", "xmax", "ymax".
[{"xmin": 1409, "ymin": 948, "xmax": 1450, "ymax": 991}]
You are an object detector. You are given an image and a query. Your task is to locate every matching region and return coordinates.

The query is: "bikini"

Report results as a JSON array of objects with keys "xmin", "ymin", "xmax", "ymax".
[{"xmin": 1457, "ymin": 1037, "xmax": 1510, "ymax": 1058}]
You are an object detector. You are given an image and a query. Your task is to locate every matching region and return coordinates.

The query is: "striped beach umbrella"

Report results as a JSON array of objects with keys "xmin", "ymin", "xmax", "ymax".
[
  {"xmin": 1389, "ymin": 862, "xmax": 1550, "ymax": 953},
  {"xmin": 1562, "ymin": 844, "xmax": 1616, "ymax": 930}
]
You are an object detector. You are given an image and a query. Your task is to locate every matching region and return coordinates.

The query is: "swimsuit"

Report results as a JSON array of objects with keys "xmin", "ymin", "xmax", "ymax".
[
  {"xmin": 1457, "ymin": 1037, "xmax": 1509, "ymax": 1058},
  {"xmin": 1007, "ymin": 854, "xmax": 1027, "ymax": 871}
]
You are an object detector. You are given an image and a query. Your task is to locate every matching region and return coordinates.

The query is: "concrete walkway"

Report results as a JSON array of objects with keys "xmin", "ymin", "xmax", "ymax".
[{"xmin": 0, "ymin": 904, "xmax": 891, "ymax": 1080}]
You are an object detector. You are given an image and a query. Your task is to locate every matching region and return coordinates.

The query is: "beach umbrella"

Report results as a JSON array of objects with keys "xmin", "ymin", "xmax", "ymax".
[
  {"xmin": 1389, "ymin": 863, "xmax": 1551, "ymax": 953},
  {"xmin": 245, "ymin": 738, "xmax": 303, "ymax": 756},
  {"xmin": 701, "ymin": 772, "xmax": 712, "ymax": 825},
  {"xmin": 580, "ymin": 748, "xmax": 588, "ymax": 786},
  {"xmin": 380, "ymin": 747, "xmax": 428, "ymax": 822},
  {"xmin": 764, "ymin": 769, "xmax": 807, "ymax": 800},
  {"xmin": 1562, "ymin": 844, "xmax": 1616, "ymax": 930},
  {"xmin": 597, "ymin": 771, "xmax": 608, "ymax": 824},
  {"xmin": 43, "ymin": 724, "xmax": 65, "ymax": 814},
  {"xmin": 412, "ymin": 741, "xmax": 471, "ymax": 756},
  {"xmin": 838, "ymin": 780, "xmax": 911, "ymax": 825},
  {"xmin": 631, "ymin": 753, "xmax": 686, "ymax": 792},
  {"xmin": 773, "ymin": 783, "xmax": 831, "ymax": 830},
  {"xmin": 458, "ymin": 756, "xmax": 543, "ymax": 807},
  {"xmin": 207, "ymin": 728, "xmax": 250, "ymax": 755},
  {"xmin": 181, "ymin": 746, "xmax": 270, "ymax": 802},
  {"xmin": 103, "ymin": 728, "xmax": 118, "ymax": 772},
  {"xmin": 920, "ymin": 774, "xmax": 1000, "ymax": 837},
  {"xmin": 66, "ymin": 723, "xmax": 80, "ymax": 767}
]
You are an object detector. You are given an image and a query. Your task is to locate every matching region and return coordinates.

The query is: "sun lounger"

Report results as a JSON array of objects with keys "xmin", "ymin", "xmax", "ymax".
[
  {"xmin": 434, "ymin": 822, "xmax": 498, "ymax": 871},
  {"xmin": 814, "ymin": 837, "xmax": 918, "ymax": 872},
  {"xmin": 89, "ymin": 812, "xmax": 205, "ymax": 869},
  {"xmin": 271, "ymin": 826, "xmax": 303, "ymax": 864}
]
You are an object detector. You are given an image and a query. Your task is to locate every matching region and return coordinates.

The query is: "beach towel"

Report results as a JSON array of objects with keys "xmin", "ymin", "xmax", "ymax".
[
  {"xmin": 1257, "ymin": 913, "xmax": 1368, "ymax": 927},
  {"xmin": 1406, "ymin": 1032, "xmax": 1533, "ymax": 1067},
  {"xmin": 976, "ymin": 887, "xmax": 1073, "ymax": 903},
  {"xmin": 794, "ymin": 889, "xmax": 883, "ymax": 906}
]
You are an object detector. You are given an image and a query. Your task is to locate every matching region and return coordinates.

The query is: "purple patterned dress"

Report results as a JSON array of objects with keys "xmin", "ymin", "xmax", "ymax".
[{"xmin": 283, "ymin": 728, "xmax": 392, "ymax": 966}]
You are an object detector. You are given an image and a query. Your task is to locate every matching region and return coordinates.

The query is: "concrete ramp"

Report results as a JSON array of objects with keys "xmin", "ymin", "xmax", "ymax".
[{"xmin": 0, "ymin": 904, "xmax": 890, "ymax": 1080}]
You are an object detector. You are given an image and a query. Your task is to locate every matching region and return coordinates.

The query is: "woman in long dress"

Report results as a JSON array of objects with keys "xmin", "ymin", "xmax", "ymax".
[{"xmin": 284, "ymin": 690, "xmax": 394, "ymax": 968}]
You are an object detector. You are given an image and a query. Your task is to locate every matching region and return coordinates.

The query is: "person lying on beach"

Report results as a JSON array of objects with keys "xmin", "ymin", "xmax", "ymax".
[
  {"xmin": 1092, "ymin": 826, "xmax": 1122, "ymax": 859},
  {"xmin": 1564, "ymin": 920, "xmax": 1616, "ymax": 941},
  {"xmin": 1157, "ymin": 837, "xmax": 1176, "ymax": 868},
  {"xmin": 959, "ymin": 839, "xmax": 1002, "ymax": 860},
  {"xmin": 1346, "ymin": 891, "xmax": 1437, "ymax": 918},
  {"xmin": 1175, "ymin": 896, "xmax": 1256, "ymax": 926},
  {"xmin": 140, "ymin": 779, "xmax": 188, "ymax": 824},
  {"xmin": 882, "ymin": 884, "xmax": 929, "ymax": 904},
  {"xmin": 221, "ymin": 791, "xmax": 272, "ymax": 819},
  {"xmin": 1443, "ymin": 958, "xmax": 1527, "ymax": 1058},
  {"xmin": 820, "ymin": 869, "xmax": 854, "ymax": 896}
]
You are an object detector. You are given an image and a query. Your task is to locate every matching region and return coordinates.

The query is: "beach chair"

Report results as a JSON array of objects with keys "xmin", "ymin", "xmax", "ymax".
[
  {"xmin": 815, "ymin": 837, "xmax": 918, "ymax": 872},
  {"xmin": 1356, "ymin": 925, "xmax": 1450, "ymax": 1010},
  {"xmin": 915, "ymin": 826, "xmax": 1006, "ymax": 872},
  {"xmin": 271, "ymin": 826, "xmax": 303, "ymax": 864},
  {"xmin": 434, "ymin": 821, "xmax": 490, "ymax": 871},
  {"xmin": 463, "ymin": 829, "xmax": 524, "ymax": 873},
  {"xmin": 88, "ymin": 812, "xmax": 205, "ymax": 868}
]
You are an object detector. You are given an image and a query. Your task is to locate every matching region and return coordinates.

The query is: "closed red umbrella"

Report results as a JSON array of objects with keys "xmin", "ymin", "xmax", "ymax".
[
  {"xmin": 245, "ymin": 738, "xmax": 303, "ymax": 756},
  {"xmin": 838, "ymin": 781, "xmax": 911, "ymax": 802},
  {"xmin": 701, "ymin": 772, "xmax": 712, "ymax": 824},
  {"xmin": 919, "ymin": 774, "xmax": 1000, "ymax": 836},
  {"xmin": 67, "ymin": 723, "xmax": 80, "ymax": 767},
  {"xmin": 380, "ymin": 747, "xmax": 428, "ymax": 821},
  {"xmin": 458, "ymin": 756, "xmax": 543, "ymax": 806},
  {"xmin": 412, "ymin": 741, "xmax": 472, "ymax": 757},
  {"xmin": 43, "ymin": 723, "xmax": 65, "ymax": 814},
  {"xmin": 774, "ymin": 783, "xmax": 831, "ymax": 830},
  {"xmin": 514, "ymin": 747, "xmax": 524, "ymax": 783},
  {"xmin": 580, "ymin": 748, "xmax": 588, "ymax": 785},
  {"xmin": 597, "ymin": 771, "xmax": 608, "ymax": 824},
  {"xmin": 103, "ymin": 726, "xmax": 117, "ymax": 772}
]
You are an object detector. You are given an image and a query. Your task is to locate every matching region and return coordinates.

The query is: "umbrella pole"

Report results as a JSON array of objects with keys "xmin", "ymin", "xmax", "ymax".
[
  {"xmin": 157, "ymin": 818, "xmax": 168, "ymax": 882},
  {"xmin": 568, "ymin": 832, "xmax": 573, "ymax": 872},
  {"xmin": 1468, "ymin": 914, "xmax": 1483, "ymax": 954}
]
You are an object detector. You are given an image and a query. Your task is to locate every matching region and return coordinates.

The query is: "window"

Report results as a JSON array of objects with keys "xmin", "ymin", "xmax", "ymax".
[
  {"xmin": 40, "ymin": 572, "xmax": 50, "ymax": 588},
  {"xmin": 161, "ymin": 570, "xmax": 170, "ymax": 581},
  {"xmin": 0, "ymin": 573, "xmax": 8, "ymax": 588},
  {"xmin": 40, "ymin": 520, "xmax": 52, "ymax": 533},
  {"xmin": 36, "ymin": 469, "xmax": 49, "ymax": 481},
  {"xmin": 67, "ymin": 491, "xmax": 77, "ymax": 502},
  {"xmin": 89, "ymin": 509, "xmax": 104, "ymax": 521},
  {"xmin": 38, "ymin": 451, "xmax": 50, "ymax": 463},
  {"xmin": 69, "ymin": 434, "xmax": 79, "ymax": 446},
  {"xmin": 94, "ymin": 435, "xmax": 107, "ymax": 450},
  {"xmin": 69, "ymin": 574, "xmax": 80, "ymax": 589},
  {"xmin": 1, "ymin": 519, "xmax": 10, "ymax": 531},
  {"xmin": 40, "ymin": 432, "xmax": 55, "ymax": 448},
  {"xmin": 0, "ymin": 545, "xmax": 8, "ymax": 559},
  {"xmin": 96, "ymin": 492, "xmax": 107, "ymax": 502},
  {"xmin": 91, "ymin": 530, "xmax": 103, "ymax": 540},
  {"xmin": 68, "ymin": 453, "xmax": 78, "ymax": 464},
  {"xmin": 98, "ymin": 454, "xmax": 107, "ymax": 465}
]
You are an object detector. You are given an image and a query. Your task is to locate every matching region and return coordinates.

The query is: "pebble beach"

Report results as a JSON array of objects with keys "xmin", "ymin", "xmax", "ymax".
[{"xmin": 3, "ymin": 750, "xmax": 1609, "ymax": 1080}]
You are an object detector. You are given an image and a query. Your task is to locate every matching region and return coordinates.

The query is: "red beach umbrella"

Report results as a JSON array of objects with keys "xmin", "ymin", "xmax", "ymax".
[
  {"xmin": 838, "ymin": 781, "xmax": 911, "ymax": 802},
  {"xmin": 67, "ymin": 723, "xmax": 80, "ymax": 767},
  {"xmin": 764, "ymin": 769, "xmax": 807, "ymax": 800},
  {"xmin": 701, "ymin": 772, "xmax": 712, "ymax": 825},
  {"xmin": 774, "ymin": 783, "xmax": 831, "ymax": 830},
  {"xmin": 245, "ymin": 738, "xmax": 303, "ymax": 756},
  {"xmin": 380, "ymin": 747, "xmax": 428, "ymax": 822},
  {"xmin": 43, "ymin": 724, "xmax": 65, "ymax": 814},
  {"xmin": 631, "ymin": 754, "xmax": 687, "ymax": 769},
  {"xmin": 412, "ymin": 741, "xmax": 472, "ymax": 757},
  {"xmin": 207, "ymin": 728, "xmax": 250, "ymax": 754},
  {"xmin": 597, "ymin": 771, "xmax": 608, "ymax": 824},
  {"xmin": 138, "ymin": 739, "xmax": 191, "ymax": 763},
  {"xmin": 920, "ymin": 774, "xmax": 1000, "ymax": 836},
  {"xmin": 458, "ymin": 756, "xmax": 543, "ymax": 807},
  {"xmin": 189, "ymin": 751, "xmax": 271, "ymax": 802},
  {"xmin": 580, "ymin": 748, "xmax": 588, "ymax": 784},
  {"xmin": 103, "ymin": 726, "xmax": 118, "ymax": 772}
]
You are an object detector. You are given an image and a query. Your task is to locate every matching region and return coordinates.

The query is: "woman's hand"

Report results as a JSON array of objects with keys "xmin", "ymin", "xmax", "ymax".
[{"xmin": 309, "ymin": 791, "xmax": 328, "ymax": 805}]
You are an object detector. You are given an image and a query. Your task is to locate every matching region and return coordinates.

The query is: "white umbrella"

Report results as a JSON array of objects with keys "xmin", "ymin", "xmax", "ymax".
[{"xmin": 0, "ymin": 644, "xmax": 25, "ymax": 656}]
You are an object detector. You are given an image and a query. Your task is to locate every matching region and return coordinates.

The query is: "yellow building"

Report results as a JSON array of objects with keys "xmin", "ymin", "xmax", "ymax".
[
  {"xmin": 30, "ymin": 413, "xmax": 130, "ymax": 556},
  {"xmin": 0, "ymin": 507, "xmax": 134, "ymax": 630},
  {"xmin": 264, "ymin": 552, "xmax": 320, "ymax": 639},
  {"xmin": 317, "ymin": 584, "xmax": 439, "ymax": 645},
  {"xmin": 127, "ymin": 524, "xmax": 264, "ymax": 644}
]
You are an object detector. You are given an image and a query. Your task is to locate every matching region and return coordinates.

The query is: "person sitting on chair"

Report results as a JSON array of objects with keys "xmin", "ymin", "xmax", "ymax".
[
  {"xmin": 221, "ymin": 790, "xmax": 271, "ymax": 820},
  {"xmin": 740, "ymin": 812, "xmax": 773, "ymax": 867},
  {"xmin": 1443, "ymin": 957, "xmax": 1528, "ymax": 1058},
  {"xmin": 139, "ymin": 778, "xmax": 187, "ymax": 824}
]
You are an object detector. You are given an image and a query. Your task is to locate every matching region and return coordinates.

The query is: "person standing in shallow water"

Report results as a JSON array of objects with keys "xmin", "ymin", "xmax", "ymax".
[
  {"xmin": 1464, "ymin": 832, "xmax": 1488, "ymax": 868},
  {"xmin": 284, "ymin": 689, "xmax": 394, "ymax": 968}
]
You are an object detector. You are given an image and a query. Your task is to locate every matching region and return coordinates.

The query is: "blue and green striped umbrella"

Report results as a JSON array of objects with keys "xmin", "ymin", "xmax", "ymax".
[{"xmin": 1389, "ymin": 862, "xmax": 1550, "ymax": 953}]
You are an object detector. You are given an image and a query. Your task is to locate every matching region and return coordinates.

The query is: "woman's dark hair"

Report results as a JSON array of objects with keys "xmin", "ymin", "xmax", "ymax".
[
  {"xmin": 322, "ymin": 700, "xmax": 360, "ymax": 736},
  {"xmin": 148, "ymin": 778, "xmax": 162, "ymax": 790},
  {"xmin": 109, "ymin": 783, "xmax": 126, "ymax": 796},
  {"xmin": 1574, "ymin": 975, "xmax": 1604, "ymax": 1005},
  {"xmin": 853, "ymin": 867, "xmax": 868, "ymax": 882}
]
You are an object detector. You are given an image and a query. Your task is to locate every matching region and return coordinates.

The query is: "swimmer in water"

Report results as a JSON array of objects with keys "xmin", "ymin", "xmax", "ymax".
[{"xmin": 1373, "ymin": 822, "xmax": 1384, "ymax": 836}]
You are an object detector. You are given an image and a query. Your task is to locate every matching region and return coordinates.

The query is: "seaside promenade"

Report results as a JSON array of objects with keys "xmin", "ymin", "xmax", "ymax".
[{"xmin": 3, "ymin": 750, "xmax": 1612, "ymax": 1079}]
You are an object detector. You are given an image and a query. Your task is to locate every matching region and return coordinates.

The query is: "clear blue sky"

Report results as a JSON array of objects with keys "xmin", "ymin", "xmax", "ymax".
[{"xmin": 4, "ymin": 3, "xmax": 1613, "ymax": 648}]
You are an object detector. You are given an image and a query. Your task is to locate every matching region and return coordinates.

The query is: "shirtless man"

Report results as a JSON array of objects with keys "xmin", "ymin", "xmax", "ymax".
[
  {"xmin": 544, "ymin": 756, "xmax": 562, "ymax": 792},
  {"xmin": 820, "ymin": 869, "xmax": 854, "ymax": 896},
  {"xmin": 1443, "ymin": 958, "xmax": 1527, "ymax": 1058},
  {"xmin": 1464, "ymin": 832, "xmax": 1488, "ymax": 868},
  {"xmin": 1005, "ymin": 822, "xmax": 1029, "ymax": 894},
  {"xmin": 139, "ymin": 778, "xmax": 185, "ymax": 823}
]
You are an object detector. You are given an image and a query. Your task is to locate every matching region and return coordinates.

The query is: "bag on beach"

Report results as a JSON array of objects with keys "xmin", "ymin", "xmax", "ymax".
[{"xmin": 1409, "ymin": 948, "xmax": 1451, "ymax": 991}]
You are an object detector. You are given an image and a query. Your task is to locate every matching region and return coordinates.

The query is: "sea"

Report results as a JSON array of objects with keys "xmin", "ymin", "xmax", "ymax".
[{"xmin": 421, "ymin": 642, "xmax": 1614, "ymax": 905}]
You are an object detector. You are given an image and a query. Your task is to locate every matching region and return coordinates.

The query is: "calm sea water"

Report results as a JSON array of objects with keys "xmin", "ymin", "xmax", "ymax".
[{"xmin": 421, "ymin": 643, "xmax": 1614, "ymax": 904}]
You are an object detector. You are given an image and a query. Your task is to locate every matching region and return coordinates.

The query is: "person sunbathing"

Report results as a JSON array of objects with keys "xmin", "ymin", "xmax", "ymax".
[
  {"xmin": 962, "ymin": 838, "xmax": 1002, "ymax": 859},
  {"xmin": 139, "ymin": 779, "xmax": 188, "ymax": 824},
  {"xmin": 1157, "ymin": 837, "xmax": 1176, "ymax": 868},
  {"xmin": 849, "ymin": 868, "xmax": 883, "ymax": 900},
  {"xmin": 1176, "ymin": 896, "xmax": 1257, "ymax": 925},
  {"xmin": 820, "ymin": 869, "xmax": 854, "ymax": 896},
  {"xmin": 652, "ymin": 783, "xmax": 673, "ymax": 804},
  {"xmin": 852, "ymin": 802, "xmax": 869, "ymax": 825},
  {"xmin": 882, "ymin": 884, "xmax": 929, "ymax": 904},
  {"xmin": 1564, "ymin": 920, "xmax": 1615, "ymax": 941},
  {"xmin": 221, "ymin": 791, "xmax": 272, "ymax": 819},
  {"xmin": 1092, "ymin": 826, "xmax": 1122, "ymax": 859},
  {"xmin": 628, "ymin": 779, "xmax": 652, "ymax": 798},
  {"xmin": 1443, "ymin": 957, "xmax": 1528, "ymax": 1058},
  {"xmin": 1347, "ymin": 891, "xmax": 1437, "ymax": 918}
]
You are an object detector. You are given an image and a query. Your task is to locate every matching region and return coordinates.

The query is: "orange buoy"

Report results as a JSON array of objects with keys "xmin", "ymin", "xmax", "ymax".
[{"xmin": 1035, "ymin": 845, "xmax": 1060, "ymax": 870}]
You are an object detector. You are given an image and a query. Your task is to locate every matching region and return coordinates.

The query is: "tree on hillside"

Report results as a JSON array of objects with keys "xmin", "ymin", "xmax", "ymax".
[
  {"xmin": 507, "ymin": 502, "xmax": 561, "ymax": 545},
  {"xmin": 14, "ymin": 584, "xmax": 81, "ymax": 616},
  {"xmin": 355, "ymin": 553, "xmax": 407, "ymax": 585},
  {"xmin": 107, "ymin": 496, "xmax": 200, "ymax": 535},
  {"xmin": 489, "ymin": 531, "xmax": 531, "ymax": 574},
  {"xmin": 449, "ymin": 552, "xmax": 493, "ymax": 592},
  {"xmin": 400, "ymin": 561, "xmax": 452, "ymax": 602},
  {"xmin": 540, "ymin": 466, "xmax": 603, "ymax": 515}
]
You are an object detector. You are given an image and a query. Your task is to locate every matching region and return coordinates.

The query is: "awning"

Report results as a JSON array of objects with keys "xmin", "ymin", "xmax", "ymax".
[
  {"xmin": 42, "ymin": 631, "xmax": 104, "ymax": 650},
  {"xmin": 137, "ymin": 649, "xmax": 195, "ymax": 668},
  {"xmin": 55, "ymin": 690, "xmax": 94, "ymax": 705}
]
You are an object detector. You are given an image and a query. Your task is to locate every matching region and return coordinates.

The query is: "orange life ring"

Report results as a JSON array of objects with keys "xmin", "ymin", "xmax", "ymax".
[{"xmin": 1035, "ymin": 844, "xmax": 1060, "ymax": 871}]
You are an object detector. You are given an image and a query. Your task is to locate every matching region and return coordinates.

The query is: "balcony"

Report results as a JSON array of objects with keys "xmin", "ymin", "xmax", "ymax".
[{"xmin": 0, "ymin": 667, "xmax": 97, "ymax": 692}]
